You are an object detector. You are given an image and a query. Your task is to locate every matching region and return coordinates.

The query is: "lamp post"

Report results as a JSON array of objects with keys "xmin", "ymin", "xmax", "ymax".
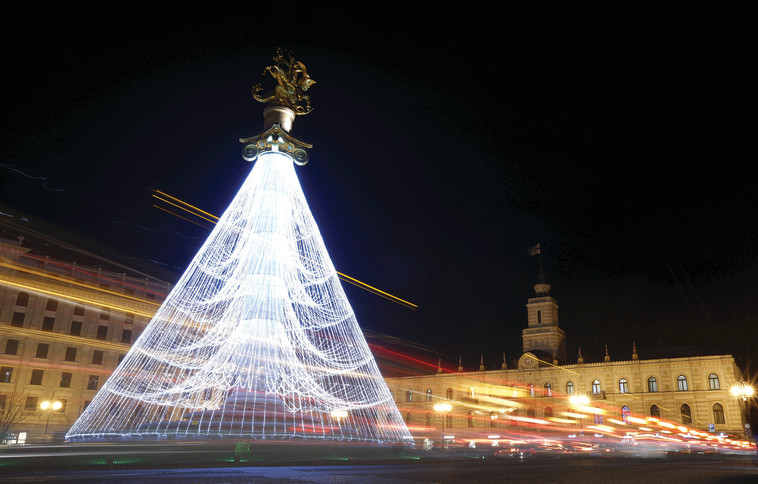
[
  {"xmin": 40, "ymin": 399, "xmax": 62, "ymax": 436},
  {"xmin": 731, "ymin": 381, "xmax": 754, "ymax": 439},
  {"xmin": 569, "ymin": 394, "xmax": 589, "ymax": 437},
  {"xmin": 434, "ymin": 402, "xmax": 452, "ymax": 449}
]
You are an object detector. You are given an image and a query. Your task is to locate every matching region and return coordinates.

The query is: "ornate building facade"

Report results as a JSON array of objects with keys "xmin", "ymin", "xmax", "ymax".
[
  {"xmin": 1, "ymin": 231, "xmax": 749, "ymax": 446},
  {"xmin": 385, "ymin": 278, "xmax": 746, "ymax": 446},
  {"xmin": 0, "ymin": 238, "xmax": 170, "ymax": 442}
]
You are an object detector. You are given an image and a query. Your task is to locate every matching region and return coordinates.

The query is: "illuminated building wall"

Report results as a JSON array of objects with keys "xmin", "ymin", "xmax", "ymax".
[
  {"xmin": 1, "ymin": 238, "xmax": 747, "ymax": 445},
  {"xmin": 0, "ymin": 238, "xmax": 170, "ymax": 442},
  {"xmin": 386, "ymin": 279, "xmax": 746, "ymax": 444}
]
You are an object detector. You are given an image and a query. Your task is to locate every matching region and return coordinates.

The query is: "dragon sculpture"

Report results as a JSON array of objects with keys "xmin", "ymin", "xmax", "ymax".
[{"xmin": 252, "ymin": 49, "xmax": 316, "ymax": 115}]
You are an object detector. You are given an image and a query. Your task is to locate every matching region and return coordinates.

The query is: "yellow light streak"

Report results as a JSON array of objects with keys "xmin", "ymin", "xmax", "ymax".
[
  {"xmin": 0, "ymin": 259, "xmax": 162, "ymax": 308},
  {"xmin": 151, "ymin": 188, "xmax": 417, "ymax": 309},
  {"xmin": 0, "ymin": 277, "xmax": 157, "ymax": 319}
]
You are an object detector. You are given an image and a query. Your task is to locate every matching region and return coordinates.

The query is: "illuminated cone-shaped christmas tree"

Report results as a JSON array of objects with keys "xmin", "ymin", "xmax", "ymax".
[{"xmin": 66, "ymin": 51, "xmax": 413, "ymax": 445}]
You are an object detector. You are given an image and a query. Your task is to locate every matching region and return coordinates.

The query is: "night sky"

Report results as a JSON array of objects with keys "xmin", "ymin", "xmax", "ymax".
[{"xmin": 2, "ymin": 6, "xmax": 756, "ymax": 373}]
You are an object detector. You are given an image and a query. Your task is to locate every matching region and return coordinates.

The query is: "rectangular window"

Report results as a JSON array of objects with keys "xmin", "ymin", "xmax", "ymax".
[
  {"xmin": 46, "ymin": 299, "xmax": 58, "ymax": 311},
  {"xmin": 60, "ymin": 372, "xmax": 72, "ymax": 388},
  {"xmin": 11, "ymin": 312, "xmax": 25, "ymax": 328},
  {"xmin": 24, "ymin": 396, "xmax": 38, "ymax": 411},
  {"xmin": 96, "ymin": 325, "xmax": 108, "ymax": 340},
  {"xmin": 92, "ymin": 350, "xmax": 104, "ymax": 365},
  {"xmin": 41, "ymin": 317, "xmax": 55, "ymax": 332},
  {"xmin": 4, "ymin": 339, "xmax": 19, "ymax": 355},
  {"xmin": 74, "ymin": 305, "xmax": 85, "ymax": 316},
  {"xmin": 124, "ymin": 312, "xmax": 134, "ymax": 325},
  {"xmin": 70, "ymin": 321, "xmax": 82, "ymax": 337},
  {"xmin": 0, "ymin": 394, "xmax": 5, "ymax": 411},
  {"xmin": 121, "ymin": 329, "xmax": 132, "ymax": 344},
  {"xmin": 65, "ymin": 347, "xmax": 77, "ymax": 362},
  {"xmin": 35, "ymin": 343, "xmax": 49, "ymax": 359},
  {"xmin": 0, "ymin": 366, "xmax": 13, "ymax": 383},
  {"xmin": 30, "ymin": 369, "xmax": 44, "ymax": 385},
  {"xmin": 99, "ymin": 309, "xmax": 110, "ymax": 321},
  {"xmin": 87, "ymin": 375, "xmax": 99, "ymax": 391}
]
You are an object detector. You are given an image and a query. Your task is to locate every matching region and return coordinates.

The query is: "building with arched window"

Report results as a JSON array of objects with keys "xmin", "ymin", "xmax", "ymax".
[
  {"xmin": 385, "ymin": 274, "xmax": 747, "ymax": 445},
  {"xmin": 2, "ymin": 234, "xmax": 748, "ymax": 446}
]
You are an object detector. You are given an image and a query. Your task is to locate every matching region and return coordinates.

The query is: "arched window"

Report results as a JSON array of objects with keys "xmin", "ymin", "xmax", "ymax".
[
  {"xmin": 544, "ymin": 382, "xmax": 552, "ymax": 397},
  {"xmin": 405, "ymin": 413, "xmax": 412, "ymax": 424},
  {"xmin": 680, "ymin": 404, "xmax": 692, "ymax": 424},
  {"xmin": 467, "ymin": 410, "xmax": 474, "ymax": 428},
  {"xmin": 425, "ymin": 412, "xmax": 432, "ymax": 427},
  {"xmin": 544, "ymin": 407, "xmax": 553, "ymax": 419},
  {"xmin": 648, "ymin": 377, "xmax": 658, "ymax": 393},
  {"xmin": 527, "ymin": 383, "xmax": 535, "ymax": 397},
  {"xmin": 566, "ymin": 381, "xmax": 575, "ymax": 395},
  {"xmin": 469, "ymin": 387, "xmax": 475, "ymax": 399},
  {"xmin": 510, "ymin": 409, "xmax": 519, "ymax": 426},
  {"xmin": 650, "ymin": 404, "xmax": 660, "ymax": 418},
  {"xmin": 713, "ymin": 403, "xmax": 725, "ymax": 424},
  {"xmin": 709, "ymin": 374, "xmax": 720, "ymax": 390},
  {"xmin": 619, "ymin": 379, "xmax": 629, "ymax": 394},
  {"xmin": 446, "ymin": 388, "xmax": 453, "ymax": 400},
  {"xmin": 406, "ymin": 391, "xmax": 413, "ymax": 402},
  {"xmin": 677, "ymin": 375, "xmax": 688, "ymax": 391},
  {"xmin": 592, "ymin": 380, "xmax": 602, "ymax": 394},
  {"xmin": 426, "ymin": 388, "xmax": 432, "ymax": 401},
  {"xmin": 15, "ymin": 292, "xmax": 29, "ymax": 307},
  {"xmin": 446, "ymin": 413, "xmax": 453, "ymax": 428},
  {"xmin": 527, "ymin": 407, "xmax": 536, "ymax": 418},
  {"xmin": 537, "ymin": 309, "xmax": 542, "ymax": 323},
  {"xmin": 621, "ymin": 405, "xmax": 631, "ymax": 424},
  {"xmin": 594, "ymin": 408, "xmax": 603, "ymax": 425}
]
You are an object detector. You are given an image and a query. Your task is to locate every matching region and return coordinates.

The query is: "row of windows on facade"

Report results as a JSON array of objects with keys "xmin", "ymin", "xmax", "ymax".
[
  {"xmin": 0, "ymin": 366, "xmax": 103, "ymax": 391},
  {"xmin": 11, "ymin": 292, "xmax": 137, "ymax": 326},
  {"xmin": 7, "ymin": 314, "xmax": 133, "ymax": 342},
  {"xmin": 3, "ymin": 339, "xmax": 127, "ymax": 364},
  {"xmin": 404, "ymin": 402, "xmax": 727, "ymax": 427},
  {"xmin": 404, "ymin": 374, "xmax": 722, "ymax": 402}
]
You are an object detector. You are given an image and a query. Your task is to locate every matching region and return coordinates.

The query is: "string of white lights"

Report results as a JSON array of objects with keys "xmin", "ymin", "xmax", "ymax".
[{"xmin": 66, "ymin": 150, "xmax": 413, "ymax": 443}]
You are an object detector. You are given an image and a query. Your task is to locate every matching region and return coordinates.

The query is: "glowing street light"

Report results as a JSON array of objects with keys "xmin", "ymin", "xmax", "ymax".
[
  {"xmin": 434, "ymin": 402, "xmax": 452, "ymax": 449},
  {"xmin": 40, "ymin": 399, "xmax": 62, "ymax": 436},
  {"xmin": 731, "ymin": 381, "xmax": 754, "ymax": 439},
  {"xmin": 731, "ymin": 382, "xmax": 754, "ymax": 401},
  {"xmin": 569, "ymin": 394, "xmax": 590, "ymax": 436}
]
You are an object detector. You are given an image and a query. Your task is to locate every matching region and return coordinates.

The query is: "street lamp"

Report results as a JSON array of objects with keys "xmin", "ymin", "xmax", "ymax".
[
  {"xmin": 40, "ymin": 399, "xmax": 62, "ymax": 436},
  {"xmin": 731, "ymin": 382, "xmax": 754, "ymax": 439},
  {"xmin": 434, "ymin": 402, "xmax": 452, "ymax": 449},
  {"xmin": 569, "ymin": 394, "xmax": 589, "ymax": 436},
  {"xmin": 731, "ymin": 382, "xmax": 754, "ymax": 401}
]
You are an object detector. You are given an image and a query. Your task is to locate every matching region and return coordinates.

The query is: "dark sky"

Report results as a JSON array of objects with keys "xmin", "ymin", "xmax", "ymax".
[{"xmin": 2, "ymin": 6, "xmax": 756, "ymax": 372}]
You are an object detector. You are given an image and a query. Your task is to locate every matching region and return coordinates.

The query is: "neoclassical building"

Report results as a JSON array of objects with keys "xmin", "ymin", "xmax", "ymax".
[
  {"xmin": 385, "ymin": 276, "xmax": 746, "ymax": 445},
  {"xmin": 0, "ymin": 231, "xmax": 748, "ymax": 446},
  {"xmin": 0, "ymin": 237, "xmax": 170, "ymax": 442}
]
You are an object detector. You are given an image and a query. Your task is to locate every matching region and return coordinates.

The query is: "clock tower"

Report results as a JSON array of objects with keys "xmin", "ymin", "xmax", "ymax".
[{"xmin": 521, "ymin": 273, "xmax": 566, "ymax": 363}]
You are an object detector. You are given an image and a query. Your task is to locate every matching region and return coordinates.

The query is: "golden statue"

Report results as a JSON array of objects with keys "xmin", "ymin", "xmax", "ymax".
[{"xmin": 252, "ymin": 49, "xmax": 315, "ymax": 115}]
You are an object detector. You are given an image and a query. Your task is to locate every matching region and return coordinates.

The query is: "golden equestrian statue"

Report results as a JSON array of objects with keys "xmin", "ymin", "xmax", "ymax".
[{"xmin": 252, "ymin": 49, "xmax": 316, "ymax": 115}]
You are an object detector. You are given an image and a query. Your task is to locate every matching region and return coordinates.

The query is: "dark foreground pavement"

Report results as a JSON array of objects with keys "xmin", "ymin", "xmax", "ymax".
[{"xmin": 2, "ymin": 456, "xmax": 758, "ymax": 484}]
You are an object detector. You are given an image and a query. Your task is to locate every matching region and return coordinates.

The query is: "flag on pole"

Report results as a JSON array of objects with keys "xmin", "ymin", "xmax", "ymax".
[{"xmin": 528, "ymin": 243, "xmax": 541, "ymax": 256}]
